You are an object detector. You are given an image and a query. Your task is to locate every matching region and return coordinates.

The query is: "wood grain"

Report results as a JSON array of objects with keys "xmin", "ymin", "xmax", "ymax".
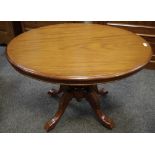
[
  {"xmin": 94, "ymin": 21, "xmax": 155, "ymax": 70},
  {"xmin": 7, "ymin": 23, "xmax": 152, "ymax": 85}
]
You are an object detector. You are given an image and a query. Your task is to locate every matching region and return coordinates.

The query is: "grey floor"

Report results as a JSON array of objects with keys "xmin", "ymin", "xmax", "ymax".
[{"xmin": 0, "ymin": 46, "xmax": 155, "ymax": 133}]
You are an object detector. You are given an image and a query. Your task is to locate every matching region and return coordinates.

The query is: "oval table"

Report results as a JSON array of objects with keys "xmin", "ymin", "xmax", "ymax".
[{"xmin": 6, "ymin": 23, "xmax": 152, "ymax": 132}]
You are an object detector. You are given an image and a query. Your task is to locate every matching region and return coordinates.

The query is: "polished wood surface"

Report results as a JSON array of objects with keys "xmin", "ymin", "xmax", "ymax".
[
  {"xmin": 94, "ymin": 21, "xmax": 155, "ymax": 69},
  {"xmin": 105, "ymin": 22, "xmax": 155, "ymax": 69},
  {"xmin": 45, "ymin": 85, "xmax": 114, "ymax": 132},
  {"xmin": 45, "ymin": 91, "xmax": 73, "ymax": 131},
  {"xmin": 7, "ymin": 23, "xmax": 152, "ymax": 85}
]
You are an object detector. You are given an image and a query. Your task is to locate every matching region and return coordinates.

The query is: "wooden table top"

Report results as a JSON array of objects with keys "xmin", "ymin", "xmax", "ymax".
[{"xmin": 7, "ymin": 23, "xmax": 152, "ymax": 85}]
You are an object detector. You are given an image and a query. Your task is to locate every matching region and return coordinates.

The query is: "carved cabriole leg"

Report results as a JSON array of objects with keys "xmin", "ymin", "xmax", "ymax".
[
  {"xmin": 85, "ymin": 89, "xmax": 114, "ymax": 129},
  {"xmin": 44, "ymin": 92, "xmax": 73, "ymax": 132},
  {"xmin": 45, "ymin": 85, "xmax": 114, "ymax": 132}
]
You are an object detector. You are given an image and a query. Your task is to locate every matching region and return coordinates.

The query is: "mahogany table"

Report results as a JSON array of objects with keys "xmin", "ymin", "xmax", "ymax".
[{"xmin": 6, "ymin": 24, "xmax": 152, "ymax": 132}]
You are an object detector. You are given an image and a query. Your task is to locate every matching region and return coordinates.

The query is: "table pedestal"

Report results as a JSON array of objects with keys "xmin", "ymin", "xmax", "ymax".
[{"xmin": 44, "ymin": 85, "xmax": 114, "ymax": 132}]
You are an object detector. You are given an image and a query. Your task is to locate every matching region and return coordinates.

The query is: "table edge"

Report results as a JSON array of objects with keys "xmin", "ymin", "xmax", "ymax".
[{"xmin": 6, "ymin": 49, "xmax": 152, "ymax": 85}]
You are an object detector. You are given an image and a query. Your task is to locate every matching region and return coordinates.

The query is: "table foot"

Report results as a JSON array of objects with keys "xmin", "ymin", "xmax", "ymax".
[
  {"xmin": 44, "ymin": 92, "xmax": 72, "ymax": 132},
  {"xmin": 45, "ymin": 84, "xmax": 114, "ymax": 132}
]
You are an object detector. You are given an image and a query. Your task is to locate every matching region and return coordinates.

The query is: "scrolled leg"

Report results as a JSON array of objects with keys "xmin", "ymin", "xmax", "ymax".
[
  {"xmin": 85, "ymin": 90, "xmax": 114, "ymax": 129},
  {"xmin": 44, "ymin": 92, "xmax": 73, "ymax": 132},
  {"xmin": 44, "ymin": 85, "xmax": 114, "ymax": 131}
]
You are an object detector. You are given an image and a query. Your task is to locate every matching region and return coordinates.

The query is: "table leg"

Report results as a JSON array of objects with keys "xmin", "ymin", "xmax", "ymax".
[
  {"xmin": 44, "ymin": 92, "xmax": 73, "ymax": 132},
  {"xmin": 45, "ymin": 84, "xmax": 114, "ymax": 132},
  {"xmin": 85, "ymin": 90, "xmax": 114, "ymax": 129}
]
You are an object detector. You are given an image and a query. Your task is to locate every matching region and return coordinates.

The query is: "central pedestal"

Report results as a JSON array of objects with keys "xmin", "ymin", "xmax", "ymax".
[{"xmin": 44, "ymin": 85, "xmax": 114, "ymax": 132}]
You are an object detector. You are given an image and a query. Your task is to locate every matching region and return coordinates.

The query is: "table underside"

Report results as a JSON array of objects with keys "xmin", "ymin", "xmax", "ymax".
[{"xmin": 44, "ymin": 84, "xmax": 114, "ymax": 132}]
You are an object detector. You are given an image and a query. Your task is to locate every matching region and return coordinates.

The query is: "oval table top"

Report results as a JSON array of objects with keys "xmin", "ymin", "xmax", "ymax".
[{"xmin": 7, "ymin": 23, "xmax": 152, "ymax": 85}]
